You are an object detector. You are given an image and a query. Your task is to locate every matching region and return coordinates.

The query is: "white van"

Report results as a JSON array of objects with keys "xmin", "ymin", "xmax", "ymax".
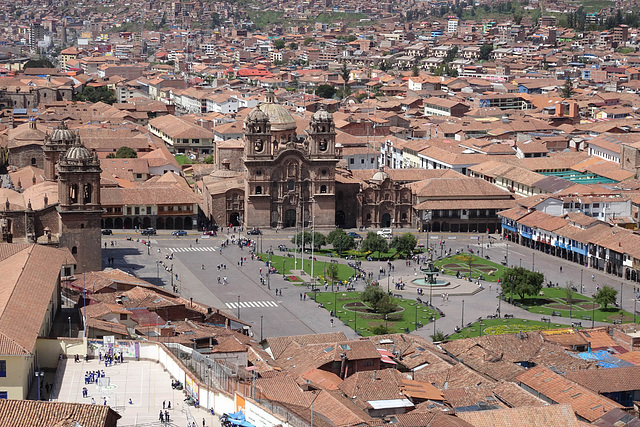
[{"xmin": 377, "ymin": 228, "xmax": 393, "ymax": 239}]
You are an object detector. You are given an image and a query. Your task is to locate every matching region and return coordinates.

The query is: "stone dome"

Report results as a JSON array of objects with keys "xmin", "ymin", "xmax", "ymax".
[
  {"xmin": 245, "ymin": 106, "xmax": 269, "ymax": 123},
  {"xmin": 259, "ymin": 92, "xmax": 296, "ymax": 132},
  {"xmin": 370, "ymin": 169, "xmax": 389, "ymax": 184},
  {"xmin": 13, "ymin": 119, "xmax": 46, "ymax": 143},
  {"xmin": 64, "ymin": 144, "xmax": 93, "ymax": 161},
  {"xmin": 50, "ymin": 121, "xmax": 77, "ymax": 143},
  {"xmin": 312, "ymin": 108, "xmax": 332, "ymax": 122}
]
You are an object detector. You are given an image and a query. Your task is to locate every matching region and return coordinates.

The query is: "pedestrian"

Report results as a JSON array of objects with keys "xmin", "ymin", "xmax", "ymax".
[
  {"xmin": 165, "ymin": 410, "xmax": 169, "ymax": 422},
  {"xmin": 203, "ymin": 418, "xmax": 206, "ymax": 427},
  {"xmin": 330, "ymin": 318, "xmax": 334, "ymax": 327},
  {"xmin": 159, "ymin": 411, "xmax": 164, "ymax": 422},
  {"xmin": 299, "ymin": 292, "xmax": 302, "ymax": 301},
  {"xmin": 163, "ymin": 400, "xmax": 166, "ymax": 409},
  {"xmin": 167, "ymin": 401, "xmax": 171, "ymax": 409},
  {"xmin": 129, "ymin": 398, "xmax": 133, "ymax": 405}
]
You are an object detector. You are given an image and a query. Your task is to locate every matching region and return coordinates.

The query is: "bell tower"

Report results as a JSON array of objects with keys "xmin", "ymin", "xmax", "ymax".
[
  {"xmin": 243, "ymin": 106, "xmax": 272, "ymax": 158},
  {"xmin": 307, "ymin": 108, "xmax": 336, "ymax": 158},
  {"xmin": 44, "ymin": 121, "xmax": 79, "ymax": 181},
  {"xmin": 57, "ymin": 140, "xmax": 102, "ymax": 272}
]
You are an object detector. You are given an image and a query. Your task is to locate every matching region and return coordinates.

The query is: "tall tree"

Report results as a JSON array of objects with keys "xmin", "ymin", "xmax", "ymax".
[
  {"xmin": 390, "ymin": 233, "xmax": 417, "ymax": 257},
  {"xmin": 501, "ymin": 267, "xmax": 544, "ymax": 301},
  {"xmin": 561, "ymin": 78, "xmax": 575, "ymax": 98},
  {"xmin": 326, "ymin": 229, "xmax": 355, "ymax": 256},
  {"xmin": 594, "ymin": 285, "xmax": 618, "ymax": 309},
  {"xmin": 115, "ymin": 146, "xmax": 137, "ymax": 158},
  {"xmin": 361, "ymin": 232, "xmax": 389, "ymax": 260}
]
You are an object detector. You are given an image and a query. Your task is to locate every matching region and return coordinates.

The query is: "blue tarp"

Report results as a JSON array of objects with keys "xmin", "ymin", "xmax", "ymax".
[
  {"xmin": 227, "ymin": 411, "xmax": 254, "ymax": 427},
  {"xmin": 573, "ymin": 350, "xmax": 635, "ymax": 368}
]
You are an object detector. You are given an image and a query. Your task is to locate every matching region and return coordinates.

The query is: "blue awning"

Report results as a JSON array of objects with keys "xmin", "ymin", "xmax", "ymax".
[
  {"xmin": 521, "ymin": 231, "xmax": 532, "ymax": 239},
  {"xmin": 502, "ymin": 223, "xmax": 516, "ymax": 232}
]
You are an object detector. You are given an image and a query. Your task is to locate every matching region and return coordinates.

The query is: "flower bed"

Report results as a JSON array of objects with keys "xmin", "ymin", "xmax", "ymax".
[
  {"xmin": 287, "ymin": 275, "xmax": 302, "ymax": 282},
  {"xmin": 484, "ymin": 323, "xmax": 545, "ymax": 335}
]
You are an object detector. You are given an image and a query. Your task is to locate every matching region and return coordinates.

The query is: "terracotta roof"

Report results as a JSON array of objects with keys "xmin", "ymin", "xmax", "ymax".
[
  {"xmin": 516, "ymin": 366, "xmax": 623, "ymax": 422},
  {"xmin": 265, "ymin": 332, "xmax": 347, "ymax": 359},
  {"xmin": 0, "ymin": 399, "xmax": 120, "ymax": 427},
  {"xmin": 0, "ymin": 244, "xmax": 67, "ymax": 355},
  {"xmin": 565, "ymin": 366, "xmax": 640, "ymax": 394},
  {"xmin": 457, "ymin": 403, "xmax": 581, "ymax": 427}
]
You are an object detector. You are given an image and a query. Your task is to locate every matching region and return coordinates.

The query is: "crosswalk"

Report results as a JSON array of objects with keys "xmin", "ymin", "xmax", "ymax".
[
  {"xmin": 225, "ymin": 301, "xmax": 279, "ymax": 309},
  {"xmin": 166, "ymin": 246, "xmax": 217, "ymax": 252}
]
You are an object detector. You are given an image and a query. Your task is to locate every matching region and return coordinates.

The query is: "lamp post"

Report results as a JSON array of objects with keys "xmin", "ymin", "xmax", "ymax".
[
  {"xmin": 519, "ymin": 258, "xmax": 522, "ymax": 268},
  {"xmin": 387, "ymin": 274, "xmax": 390, "ymax": 294},
  {"xmin": 311, "ymin": 199, "xmax": 315, "ymax": 287},
  {"xmin": 461, "ymin": 299, "xmax": 465, "ymax": 329},
  {"xmin": 260, "ymin": 315, "xmax": 263, "ymax": 341},
  {"xmin": 415, "ymin": 304, "xmax": 418, "ymax": 331},
  {"xmin": 580, "ymin": 269, "xmax": 583, "ymax": 294},
  {"xmin": 532, "ymin": 253, "xmax": 535, "ymax": 271},
  {"xmin": 498, "ymin": 293, "xmax": 502, "ymax": 317},
  {"xmin": 429, "ymin": 276, "xmax": 433, "ymax": 306},
  {"xmin": 431, "ymin": 315, "xmax": 436, "ymax": 337},
  {"xmin": 68, "ymin": 316, "xmax": 71, "ymax": 338},
  {"xmin": 333, "ymin": 290, "xmax": 337, "ymax": 316},
  {"xmin": 156, "ymin": 260, "xmax": 159, "ymax": 281},
  {"xmin": 506, "ymin": 243, "xmax": 509, "ymax": 267},
  {"xmin": 385, "ymin": 314, "xmax": 388, "ymax": 333},
  {"xmin": 237, "ymin": 295, "xmax": 240, "ymax": 319},
  {"xmin": 282, "ymin": 259, "xmax": 285, "ymax": 279},
  {"xmin": 592, "ymin": 300, "xmax": 595, "ymax": 328},
  {"xmin": 479, "ymin": 318, "xmax": 483, "ymax": 337},
  {"xmin": 620, "ymin": 282, "xmax": 623, "ymax": 309},
  {"xmin": 354, "ymin": 310, "xmax": 357, "ymax": 335},
  {"xmin": 634, "ymin": 299, "xmax": 638, "ymax": 324}
]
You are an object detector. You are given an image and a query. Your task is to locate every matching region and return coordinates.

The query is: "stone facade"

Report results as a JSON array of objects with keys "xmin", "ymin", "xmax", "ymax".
[
  {"xmin": 360, "ymin": 170, "xmax": 413, "ymax": 228},
  {"xmin": 243, "ymin": 107, "xmax": 339, "ymax": 229}
]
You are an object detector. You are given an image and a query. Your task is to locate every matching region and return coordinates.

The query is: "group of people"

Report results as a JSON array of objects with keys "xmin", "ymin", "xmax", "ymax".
[
  {"xmin": 99, "ymin": 350, "xmax": 123, "ymax": 367},
  {"xmin": 84, "ymin": 370, "xmax": 105, "ymax": 385}
]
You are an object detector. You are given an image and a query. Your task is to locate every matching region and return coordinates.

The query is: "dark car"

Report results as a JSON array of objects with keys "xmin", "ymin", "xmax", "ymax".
[
  {"xmin": 141, "ymin": 228, "xmax": 156, "ymax": 236},
  {"xmin": 101, "ymin": 229, "xmax": 113, "ymax": 235},
  {"xmin": 247, "ymin": 229, "xmax": 262, "ymax": 235},
  {"xmin": 172, "ymin": 230, "xmax": 188, "ymax": 236},
  {"xmin": 347, "ymin": 232, "xmax": 361, "ymax": 238}
]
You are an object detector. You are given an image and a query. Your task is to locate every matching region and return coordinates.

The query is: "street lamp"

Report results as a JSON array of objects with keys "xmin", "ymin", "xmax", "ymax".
[
  {"xmin": 260, "ymin": 315, "xmax": 263, "ymax": 342},
  {"xmin": 519, "ymin": 258, "xmax": 522, "ymax": 268},
  {"xmin": 385, "ymin": 314, "xmax": 388, "ymax": 333},
  {"xmin": 431, "ymin": 315, "xmax": 436, "ymax": 337},
  {"xmin": 580, "ymin": 269, "xmax": 583, "ymax": 294},
  {"xmin": 461, "ymin": 299, "xmax": 465, "ymax": 329},
  {"xmin": 532, "ymin": 253, "xmax": 535, "ymax": 271},
  {"xmin": 237, "ymin": 295, "xmax": 240, "ymax": 319},
  {"xmin": 282, "ymin": 259, "xmax": 285, "ymax": 279},
  {"xmin": 479, "ymin": 318, "xmax": 483, "ymax": 337},
  {"xmin": 506, "ymin": 243, "xmax": 509, "ymax": 267},
  {"xmin": 68, "ymin": 316, "xmax": 71, "ymax": 338},
  {"xmin": 354, "ymin": 310, "xmax": 357, "ymax": 335},
  {"xmin": 156, "ymin": 260, "xmax": 159, "ymax": 281},
  {"xmin": 634, "ymin": 299, "xmax": 638, "ymax": 324},
  {"xmin": 592, "ymin": 300, "xmax": 595, "ymax": 329},
  {"xmin": 415, "ymin": 304, "xmax": 418, "ymax": 331},
  {"xmin": 620, "ymin": 282, "xmax": 623, "ymax": 309}
]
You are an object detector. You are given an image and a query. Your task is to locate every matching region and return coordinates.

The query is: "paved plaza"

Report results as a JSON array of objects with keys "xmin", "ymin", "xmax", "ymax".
[
  {"xmin": 102, "ymin": 228, "xmax": 632, "ymax": 343},
  {"xmin": 56, "ymin": 357, "xmax": 222, "ymax": 427}
]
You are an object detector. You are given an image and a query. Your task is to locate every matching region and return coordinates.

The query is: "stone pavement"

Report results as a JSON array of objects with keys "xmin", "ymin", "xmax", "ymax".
[{"xmin": 55, "ymin": 358, "xmax": 222, "ymax": 427}]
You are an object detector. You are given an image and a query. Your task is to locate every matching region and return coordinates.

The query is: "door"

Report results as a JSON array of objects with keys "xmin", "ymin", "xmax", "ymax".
[
  {"xmin": 381, "ymin": 213, "xmax": 391, "ymax": 228},
  {"xmin": 284, "ymin": 209, "xmax": 296, "ymax": 228}
]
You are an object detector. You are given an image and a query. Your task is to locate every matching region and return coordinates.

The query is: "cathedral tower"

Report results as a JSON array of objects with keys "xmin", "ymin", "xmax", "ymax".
[{"xmin": 57, "ymin": 140, "xmax": 102, "ymax": 272}]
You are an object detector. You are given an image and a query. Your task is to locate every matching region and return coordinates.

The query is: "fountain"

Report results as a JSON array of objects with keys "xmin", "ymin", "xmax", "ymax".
[{"xmin": 413, "ymin": 262, "xmax": 450, "ymax": 287}]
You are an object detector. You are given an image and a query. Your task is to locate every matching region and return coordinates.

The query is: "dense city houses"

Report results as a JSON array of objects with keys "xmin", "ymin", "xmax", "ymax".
[{"xmin": 4, "ymin": 0, "xmax": 640, "ymax": 424}]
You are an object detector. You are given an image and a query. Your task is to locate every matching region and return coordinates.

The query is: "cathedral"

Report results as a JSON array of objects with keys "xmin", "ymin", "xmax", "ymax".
[
  {"xmin": 0, "ymin": 121, "xmax": 102, "ymax": 272},
  {"xmin": 202, "ymin": 94, "xmax": 416, "ymax": 230}
]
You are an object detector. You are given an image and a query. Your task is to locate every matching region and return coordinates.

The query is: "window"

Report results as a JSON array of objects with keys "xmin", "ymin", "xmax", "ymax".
[
  {"xmin": 256, "ymin": 186, "xmax": 262, "ymax": 194},
  {"xmin": 256, "ymin": 170, "xmax": 262, "ymax": 176},
  {"xmin": 0, "ymin": 392, "xmax": 6, "ymax": 399},
  {"xmin": 321, "ymin": 169, "xmax": 327, "ymax": 176},
  {"xmin": 135, "ymin": 207, "xmax": 140, "ymax": 215},
  {"xmin": 593, "ymin": 203, "xmax": 600, "ymax": 208},
  {"xmin": 31, "ymin": 157, "xmax": 36, "ymax": 165},
  {"xmin": 361, "ymin": 159, "xmax": 365, "ymax": 164},
  {"xmin": 120, "ymin": 314, "xmax": 127, "ymax": 321},
  {"xmin": 287, "ymin": 180, "xmax": 295, "ymax": 191},
  {"xmin": 350, "ymin": 158, "xmax": 354, "ymax": 164},
  {"xmin": 320, "ymin": 185, "xmax": 327, "ymax": 193},
  {"xmin": 71, "ymin": 246, "xmax": 77, "ymax": 255},
  {"xmin": 80, "ymin": 223, "xmax": 84, "ymax": 229},
  {"xmin": 0, "ymin": 361, "xmax": 5, "ymax": 377}
]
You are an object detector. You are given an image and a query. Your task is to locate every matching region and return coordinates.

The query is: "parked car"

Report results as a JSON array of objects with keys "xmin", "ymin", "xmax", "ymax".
[
  {"xmin": 203, "ymin": 230, "xmax": 217, "ymax": 236},
  {"xmin": 101, "ymin": 229, "xmax": 113, "ymax": 235},
  {"xmin": 172, "ymin": 230, "xmax": 188, "ymax": 236},
  {"xmin": 377, "ymin": 228, "xmax": 393, "ymax": 239},
  {"xmin": 347, "ymin": 232, "xmax": 361, "ymax": 238},
  {"xmin": 141, "ymin": 228, "xmax": 156, "ymax": 236},
  {"xmin": 247, "ymin": 229, "xmax": 262, "ymax": 235}
]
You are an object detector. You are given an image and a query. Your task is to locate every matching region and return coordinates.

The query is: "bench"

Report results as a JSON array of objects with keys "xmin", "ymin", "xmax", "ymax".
[
  {"xmin": 551, "ymin": 311, "xmax": 561, "ymax": 316},
  {"xmin": 504, "ymin": 314, "xmax": 514, "ymax": 319},
  {"xmin": 541, "ymin": 317, "xmax": 550, "ymax": 322},
  {"xmin": 393, "ymin": 293, "xmax": 403, "ymax": 299},
  {"xmin": 581, "ymin": 316, "xmax": 591, "ymax": 321},
  {"xmin": 613, "ymin": 319, "xmax": 622, "ymax": 325},
  {"xmin": 571, "ymin": 321, "xmax": 582, "ymax": 327}
]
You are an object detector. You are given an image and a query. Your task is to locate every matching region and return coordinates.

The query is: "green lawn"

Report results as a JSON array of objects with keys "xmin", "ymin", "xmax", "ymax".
[
  {"xmin": 503, "ymin": 287, "xmax": 634, "ymax": 323},
  {"xmin": 174, "ymin": 155, "xmax": 192, "ymax": 165},
  {"xmin": 448, "ymin": 318, "xmax": 561, "ymax": 340},
  {"xmin": 434, "ymin": 253, "xmax": 505, "ymax": 282},
  {"xmin": 258, "ymin": 253, "xmax": 355, "ymax": 283},
  {"xmin": 311, "ymin": 291, "xmax": 438, "ymax": 336}
]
